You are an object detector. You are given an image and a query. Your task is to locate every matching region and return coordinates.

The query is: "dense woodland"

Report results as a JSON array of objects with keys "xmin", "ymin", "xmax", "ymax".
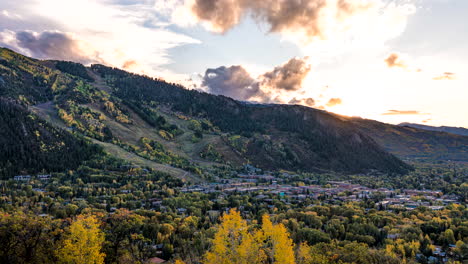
[
  {"xmin": 0, "ymin": 158, "xmax": 466, "ymax": 263},
  {"xmin": 0, "ymin": 98, "xmax": 101, "ymax": 179}
]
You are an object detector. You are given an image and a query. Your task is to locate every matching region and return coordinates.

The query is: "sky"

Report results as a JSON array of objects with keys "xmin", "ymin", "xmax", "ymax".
[{"xmin": 0, "ymin": 0, "xmax": 467, "ymax": 128}]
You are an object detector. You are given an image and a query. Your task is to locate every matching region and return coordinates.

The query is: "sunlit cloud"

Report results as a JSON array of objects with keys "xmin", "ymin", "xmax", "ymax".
[
  {"xmin": 259, "ymin": 57, "xmax": 311, "ymax": 92},
  {"xmin": 200, "ymin": 57, "xmax": 312, "ymax": 103},
  {"xmin": 0, "ymin": 30, "xmax": 101, "ymax": 64},
  {"xmin": 382, "ymin": 110, "xmax": 429, "ymax": 116},
  {"xmin": 433, "ymin": 72, "xmax": 456, "ymax": 81},
  {"xmin": 326, "ymin": 98, "xmax": 342, "ymax": 107},
  {"xmin": 174, "ymin": 0, "xmax": 416, "ymax": 60},
  {"xmin": 0, "ymin": 0, "xmax": 200, "ymax": 81},
  {"xmin": 385, "ymin": 53, "xmax": 406, "ymax": 69},
  {"xmin": 177, "ymin": 0, "xmax": 408, "ymax": 41},
  {"xmin": 422, "ymin": 118, "xmax": 431, "ymax": 123}
]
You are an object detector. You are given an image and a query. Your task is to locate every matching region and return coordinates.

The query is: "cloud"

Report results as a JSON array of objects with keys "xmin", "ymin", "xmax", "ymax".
[
  {"xmin": 422, "ymin": 119, "xmax": 431, "ymax": 123},
  {"xmin": 382, "ymin": 110, "xmax": 428, "ymax": 116},
  {"xmin": 175, "ymin": 0, "xmax": 416, "ymax": 54},
  {"xmin": 201, "ymin": 57, "xmax": 311, "ymax": 102},
  {"xmin": 122, "ymin": 59, "xmax": 138, "ymax": 69},
  {"xmin": 289, "ymin": 97, "xmax": 315, "ymax": 107},
  {"xmin": 326, "ymin": 98, "xmax": 342, "ymax": 107},
  {"xmin": 186, "ymin": 0, "xmax": 372, "ymax": 39},
  {"xmin": 385, "ymin": 53, "xmax": 406, "ymax": 68},
  {"xmin": 0, "ymin": 0, "xmax": 200, "ymax": 81},
  {"xmin": 0, "ymin": 30, "xmax": 99, "ymax": 64},
  {"xmin": 260, "ymin": 57, "xmax": 311, "ymax": 91},
  {"xmin": 433, "ymin": 72, "xmax": 456, "ymax": 81},
  {"xmin": 201, "ymin": 65, "xmax": 262, "ymax": 101}
]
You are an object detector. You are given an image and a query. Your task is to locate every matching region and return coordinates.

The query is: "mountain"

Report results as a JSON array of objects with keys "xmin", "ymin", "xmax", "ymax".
[
  {"xmin": 399, "ymin": 122, "xmax": 468, "ymax": 137},
  {"xmin": 89, "ymin": 64, "xmax": 411, "ymax": 174},
  {"xmin": 1, "ymin": 47, "xmax": 466, "ymax": 178},
  {"xmin": 351, "ymin": 118, "xmax": 468, "ymax": 162}
]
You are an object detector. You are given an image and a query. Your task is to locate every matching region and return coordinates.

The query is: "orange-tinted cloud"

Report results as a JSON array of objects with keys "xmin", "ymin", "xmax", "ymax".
[
  {"xmin": 189, "ymin": 0, "xmax": 373, "ymax": 39},
  {"xmin": 382, "ymin": 110, "xmax": 428, "ymax": 116},
  {"xmin": 260, "ymin": 57, "xmax": 311, "ymax": 91},
  {"xmin": 384, "ymin": 53, "xmax": 406, "ymax": 68},
  {"xmin": 122, "ymin": 60, "xmax": 138, "ymax": 69},
  {"xmin": 422, "ymin": 119, "xmax": 431, "ymax": 123},
  {"xmin": 326, "ymin": 98, "xmax": 342, "ymax": 107},
  {"xmin": 433, "ymin": 72, "xmax": 456, "ymax": 81},
  {"xmin": 201, "ymin": 57, "xmax": 311, "ymax": 102}
]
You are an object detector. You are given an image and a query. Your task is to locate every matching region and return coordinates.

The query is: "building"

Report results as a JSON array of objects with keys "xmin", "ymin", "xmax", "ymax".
[
  {"xmin": 37, "ymin": 174, "xmax": 51, "ymax": 180},
  {"xmin": 13, "ymin": 175, "xmax": 31, "ymax": 181}
]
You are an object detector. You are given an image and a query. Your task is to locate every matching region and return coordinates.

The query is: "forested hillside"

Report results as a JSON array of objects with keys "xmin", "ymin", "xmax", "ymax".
[
  {"xmin": 352, "ymin": 118, "xmax": 468, "ymax": 162},
  {"xmin": 1, "ymin": 47, "xmax": 467, "ymax": 178},
  {"xmin": 0, "ymin": 98, "xmax": 101, "ymax": 179},
  {"xmin": 90, "ymin": 64, "xmax": 411, "ymax": 174}
]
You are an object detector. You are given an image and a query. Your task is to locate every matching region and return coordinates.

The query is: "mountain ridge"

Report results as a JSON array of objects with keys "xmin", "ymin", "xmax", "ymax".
[
  {"xmin": 399, "ymin": 122, "xmax": 468, "ymax": 136},
  {"xmin": 1, "ymin": 47, "xmax": 467, "ymax": 179}
]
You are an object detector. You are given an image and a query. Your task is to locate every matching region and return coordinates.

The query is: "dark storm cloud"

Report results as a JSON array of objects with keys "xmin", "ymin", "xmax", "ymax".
[
  {"xmin": 326, "ymin": 98, "xmax": 342, "ymax": 107},
  {"xmin": 260, "ymin": 57, "xmax": 311, "ymax": 91},
  {"xmin": 190, "ymin": 0, "xmax": 370, "ymax": 37}
]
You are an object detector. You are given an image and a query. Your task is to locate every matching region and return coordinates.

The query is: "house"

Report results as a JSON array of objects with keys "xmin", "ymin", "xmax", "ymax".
[
  {"xmin": 13, "ymin": 175, "xmax": 31, "ymax": 181},
  {"xmin": 37, "ymin": 174, "xmax": 51, "ymax": 180},
  {"xmin": 177, "ymin": 208, "xmax": 187, "ymax": 214}
]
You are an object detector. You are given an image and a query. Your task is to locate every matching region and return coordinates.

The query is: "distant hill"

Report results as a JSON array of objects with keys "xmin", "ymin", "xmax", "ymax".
[
  {"xmin": 2, "ymin": 47, "xmax": 467, "ymax": 177},
  {"xmin": 351, "ymin": 118, "xmax": 468, "ymax": 162},
  {"xmin": 399, "ymin": 122, "xmax": 468, "ymax": 136}
]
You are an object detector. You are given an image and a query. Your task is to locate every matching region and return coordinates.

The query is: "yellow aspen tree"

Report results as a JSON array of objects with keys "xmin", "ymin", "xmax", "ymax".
[
  {"xmin": 57, "ymin": 215, "xmax": 105, "ymax": 264},
  {"xmin": 261, "ymin": 214, "xmax": 296, "ymax": 264},
  {"xmin": 203, "ymin": 209, "xmax": 264, "ymax": 264},
  {"xmin": 237, "ymin": 229, "xmax": 266, "ymax": 264}
]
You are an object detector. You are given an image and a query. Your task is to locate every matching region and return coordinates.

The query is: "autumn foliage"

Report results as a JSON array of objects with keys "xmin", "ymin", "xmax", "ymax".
[
  {"xmin": 203, "ymin": 209, "xmax": 295, "ymax": 264},
  {"xmin": 57, "ymin": 215, "xmax": 106, "ymax": 264}
]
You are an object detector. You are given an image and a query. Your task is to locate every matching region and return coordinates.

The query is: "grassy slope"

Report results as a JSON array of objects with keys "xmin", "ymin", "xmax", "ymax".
[{"xmin": 30, "ymin": 98, "xmax": 204, "ymax": 183}]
